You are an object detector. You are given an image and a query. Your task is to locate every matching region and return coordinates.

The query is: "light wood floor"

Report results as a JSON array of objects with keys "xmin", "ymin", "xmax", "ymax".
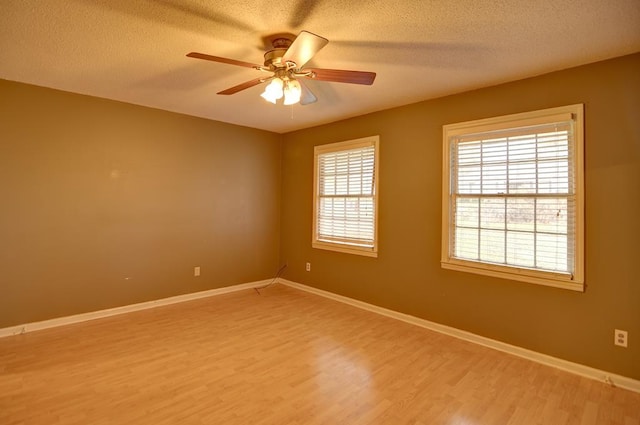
[{"xmin": 1, "ymin": 284, "xmax": 638, "ymax": 425}]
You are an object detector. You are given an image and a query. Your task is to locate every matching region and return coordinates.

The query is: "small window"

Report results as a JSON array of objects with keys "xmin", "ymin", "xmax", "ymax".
[
  {"xmin": 313, "ymin": 136, "xmax": 379, "ymax": 257},
  {"xmin": 442, "ymin": 105, "xmax": 584, "ymax": 291}
]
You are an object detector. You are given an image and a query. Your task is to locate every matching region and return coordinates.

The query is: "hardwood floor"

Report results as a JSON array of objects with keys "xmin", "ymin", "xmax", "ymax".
[{"xmin": 1, "ymin": 284, "xmax": 638, "ymax": 425}]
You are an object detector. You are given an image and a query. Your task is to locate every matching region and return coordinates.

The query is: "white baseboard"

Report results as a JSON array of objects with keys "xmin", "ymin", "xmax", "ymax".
[
  {"xmin": 278, "ymin": 278, "xmax": 640, "ymax": 394},
  {"xmin": 0, "ymin": 280, "xmax": 270, "ymax": 338}
]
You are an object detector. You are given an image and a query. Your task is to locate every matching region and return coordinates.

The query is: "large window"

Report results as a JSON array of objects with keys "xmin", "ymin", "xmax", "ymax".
[
  {"xmin": 442, "ymin": 105, "xmax": 584, "ymax": 290},
  {"xmin": 313, "ymin": 136, "xmax": 379, "ymax": 257}
]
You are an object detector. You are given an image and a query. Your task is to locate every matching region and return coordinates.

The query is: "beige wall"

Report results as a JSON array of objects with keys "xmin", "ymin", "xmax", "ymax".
[
  {"xmin": 0, "ymin": 80, "xmax": 282, "ymax": 327},
  {"xmin": 280, "ymin": 53, "xmax": 640, "ymax": 379},
  {"xmin": 1, "ymin": 53, "xmax": 638, "ymax": 380}
]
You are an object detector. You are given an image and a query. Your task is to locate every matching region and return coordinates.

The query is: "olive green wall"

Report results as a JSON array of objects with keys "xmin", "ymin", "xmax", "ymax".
[
  {"xmin": 280, "ymin": 53, "xmax": 640, "ymax": 379},
  {"xmin": 0, "ymin": 80, "xmax": 282, "ymax": 327}
]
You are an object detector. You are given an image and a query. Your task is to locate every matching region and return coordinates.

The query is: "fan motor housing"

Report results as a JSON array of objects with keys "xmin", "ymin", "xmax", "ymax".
[
  {"xmin": 263, "ymin": 36, "xmax": 294, "ymax": 68},
  {"xmin": 263, "ymin": 48, "xmax": 289, "ymax": 68}
]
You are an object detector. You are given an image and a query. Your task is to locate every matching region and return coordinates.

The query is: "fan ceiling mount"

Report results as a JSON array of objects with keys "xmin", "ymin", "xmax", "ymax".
[{"xmin": 187, "ymin": 30, "xmax": 376, "ymax": 105}]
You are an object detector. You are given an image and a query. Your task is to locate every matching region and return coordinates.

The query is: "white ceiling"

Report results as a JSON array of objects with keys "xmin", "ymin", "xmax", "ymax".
[{"xmin": 1, "ymin": 0, "xmax": 639, "ymax": 133}]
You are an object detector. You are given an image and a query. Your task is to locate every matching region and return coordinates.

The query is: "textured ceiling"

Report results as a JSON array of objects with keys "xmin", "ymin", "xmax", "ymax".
[{"xmin": 1, "ymin": 0, "xmax": 639, "ymax": 133}]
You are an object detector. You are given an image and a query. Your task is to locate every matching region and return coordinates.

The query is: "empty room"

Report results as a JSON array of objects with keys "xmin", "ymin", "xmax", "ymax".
[{"xmin": 1, "ymin": 1, "xmax": 639, "ymax": 424}]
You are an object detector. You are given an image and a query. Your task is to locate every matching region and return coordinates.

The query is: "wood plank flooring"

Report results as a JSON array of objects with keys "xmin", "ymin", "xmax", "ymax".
[{"xmin": 1, "ymin": 284, "xmax": 638, "ymax": 424}]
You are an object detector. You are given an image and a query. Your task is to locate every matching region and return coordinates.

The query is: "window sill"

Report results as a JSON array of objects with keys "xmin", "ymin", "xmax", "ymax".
[
  {"xmin": 313, "ymin": 241, "xmax": 378, "ymax": 258},
  {"xmin": 441, "ymin": 260, "xmax": 584, "ymax": 292}
]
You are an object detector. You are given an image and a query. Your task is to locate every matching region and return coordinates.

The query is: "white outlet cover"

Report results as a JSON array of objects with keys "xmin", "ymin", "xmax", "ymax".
[{"xmin": 614, "ymin": 329, "xmax": 628, "ymax": 347}]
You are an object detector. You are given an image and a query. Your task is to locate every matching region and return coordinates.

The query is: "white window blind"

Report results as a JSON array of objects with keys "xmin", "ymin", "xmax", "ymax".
[
  {"xmin": 442, "ymin": 105, "xmax": 584, "ymax": 290},
  {"xmin": 313, "ymin": 137, "xmax": 379, "ymax": 256}
]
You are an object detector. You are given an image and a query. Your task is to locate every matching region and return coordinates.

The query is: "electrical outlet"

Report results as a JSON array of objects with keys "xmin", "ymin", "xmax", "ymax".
[
  {"xmin": 306, "ymin": 262, "xmax": 311, "ymax": 272},
  {"xmin": 614, "ymin": 329, "xmax": 628, "ymax": 347},
  {"xmin": 194, "ymin": 266, "xmax": 201, "ymax": 277}
]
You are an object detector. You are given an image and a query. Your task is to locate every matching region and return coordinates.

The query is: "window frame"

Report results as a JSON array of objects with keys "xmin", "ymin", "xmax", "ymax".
[
  {"xmin": 312, "ymin": 135, "xmax": 380, "ymax": 257},
  {"xmin": 441, "ymin": 105, "xmax": 584, "ymax": 291}
]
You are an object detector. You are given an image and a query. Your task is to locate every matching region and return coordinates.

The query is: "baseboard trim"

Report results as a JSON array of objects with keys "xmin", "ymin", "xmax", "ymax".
[
  {"xmin": 278, "ymin": 278, "xmax": 640, "ymax": 394},
  {"xmin": 0, "ymin": 280, "xmax": 270, "ymax": 338}
]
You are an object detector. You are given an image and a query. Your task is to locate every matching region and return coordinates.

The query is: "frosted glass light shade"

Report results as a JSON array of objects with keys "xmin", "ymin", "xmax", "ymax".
[
  {"xmin": 283, "ymin": 79, "xmax": 302, "ymax": 105},
  {"xmin": 261, "ymin": 78, "xmax": 284, "ymax": 103}
]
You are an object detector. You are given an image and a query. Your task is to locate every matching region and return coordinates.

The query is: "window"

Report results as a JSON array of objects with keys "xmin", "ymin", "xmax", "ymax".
[
  {"xmin": 442, "ymin": 105, "xmax": 584, "ymax": 291},
  {"xmin": 313, "ymin": 136, "xmax": 379, "ymax": 257}
]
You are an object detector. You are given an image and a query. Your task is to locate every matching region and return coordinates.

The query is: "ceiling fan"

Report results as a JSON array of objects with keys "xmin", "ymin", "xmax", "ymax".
[{"xmin": 186, "ymin": 31, "xmax": 376, "ymax": 105}]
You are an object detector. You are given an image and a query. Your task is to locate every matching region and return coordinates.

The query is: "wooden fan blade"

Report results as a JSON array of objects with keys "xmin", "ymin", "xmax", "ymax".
[
  {"xmin": 217, "ymin": 77, "xmax": 266, "ymax": 95},
  {"xmin": 298, "ymin": 80, "xmax": 317, "ymax": 105},
  {"xmin": 282, "ymin": 31, "xmax": 328, "ymax": 68},
  {"xmin": 187, "ymin": 52, "xmax": 261, "ymax": 69},
  {"xmin": 305, "ymin": 68, "xmax": 376, "ymax": 85}
]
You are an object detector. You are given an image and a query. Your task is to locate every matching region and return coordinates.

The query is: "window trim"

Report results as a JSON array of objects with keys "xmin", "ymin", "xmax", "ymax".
[
  {"xmin": 441, "ymin": 105, "xmax": 584, "ymax": 291},
  {"xmin": 313, "ymin": 136, "xmax": 380, "ymax": 257}
]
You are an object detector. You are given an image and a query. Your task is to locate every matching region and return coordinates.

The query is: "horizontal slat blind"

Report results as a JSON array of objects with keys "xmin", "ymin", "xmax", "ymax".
[
  {"xmin": 451, "ymin": 120, "xmax": 576, "ymax": 275},
  {"xmin": 317, "ymin": 144, "xmax": 376, "ymax": 247}
]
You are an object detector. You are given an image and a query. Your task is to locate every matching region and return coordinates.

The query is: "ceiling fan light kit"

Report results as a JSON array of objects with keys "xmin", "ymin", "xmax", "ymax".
[{"xmin": 187, "ymin": 31, "xmax": 376, "ymax": 106}]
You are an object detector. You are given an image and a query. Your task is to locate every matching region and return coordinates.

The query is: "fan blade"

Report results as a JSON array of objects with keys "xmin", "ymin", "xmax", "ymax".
[
  {"xmin": 217, "ymin": 77, "xmax": 265, "ymax": 95},
  {"xmin": 305, "ymin": 68, "xmax": 376, "ymax": 85},
  {"xmin": 282, "ymin": 31, "xmax": 328, "ymax": 68},
  {"xmin": 187, "ymin": 52, "xmax": 261, "ymax": 69},
  {"xmin": 298, "ymin": 80, "xmax": 317, "ymax": 105}
]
